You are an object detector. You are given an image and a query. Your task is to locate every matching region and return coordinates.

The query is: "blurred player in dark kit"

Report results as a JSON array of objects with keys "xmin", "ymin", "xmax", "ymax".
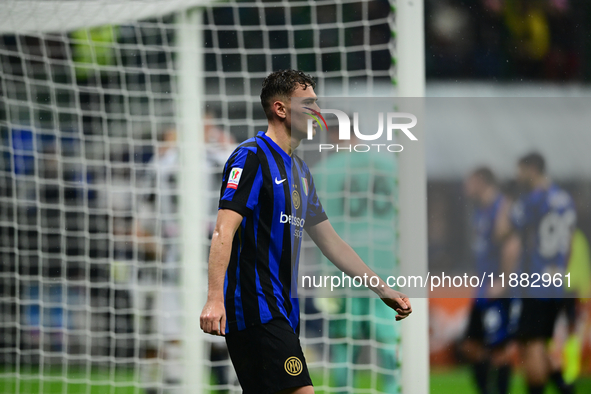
[
  {"xmin": 499, "ymin": 152, "xmax": 576, "ymax": 394},
  {"xmin": 462, "ymin": 167, "xmax": 519, "ymax": 394}
]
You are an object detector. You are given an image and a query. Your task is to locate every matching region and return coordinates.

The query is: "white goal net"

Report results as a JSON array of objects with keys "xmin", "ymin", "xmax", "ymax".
[{"xmin": 0, "ymin": 1, "xmax": 422, "ymax": 393}]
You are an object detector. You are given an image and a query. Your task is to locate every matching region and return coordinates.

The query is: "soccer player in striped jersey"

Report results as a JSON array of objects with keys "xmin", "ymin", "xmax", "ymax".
[
  {"xmin": 499, "ymin": 153, "xmax": 576, "ymax": 394},
  {"xmin": 462, "ymin": 167, "xmax": 518, "ymax": 394},
  {"xmin": 200, "ymin": 70, "xmax": 412, "ymax": 394}
]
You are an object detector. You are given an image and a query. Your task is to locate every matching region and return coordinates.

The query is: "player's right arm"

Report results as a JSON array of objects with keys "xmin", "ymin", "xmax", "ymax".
[
  {"xmin": 200, "ymin": 208, "xmax": 243, "ymax": 336},
  {"xmin": 201, "ymin": 145, "xmax": 261, "ymax": 336}
]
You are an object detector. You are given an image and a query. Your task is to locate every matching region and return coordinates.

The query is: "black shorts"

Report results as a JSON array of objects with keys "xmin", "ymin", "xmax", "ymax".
[
  {"xmin": 509, "ymin": 298, "xmax": 565, "ymax": 340},
  {"xmin": 225, "ymin": 319, "xmax": 313, "ymax": 394},
  {"xmin": 465, "ymin": 299, "xmax": 511, "ymax": 347}
]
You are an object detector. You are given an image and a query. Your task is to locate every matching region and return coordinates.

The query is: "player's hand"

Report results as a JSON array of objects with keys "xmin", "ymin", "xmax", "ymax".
[
  {"xmin": 200, "ymin": 299, "xmax": 226, "ymax": 336},
  {"xmin": 381, "ymin": 290, "xmax": 412, "ymax": 321}
]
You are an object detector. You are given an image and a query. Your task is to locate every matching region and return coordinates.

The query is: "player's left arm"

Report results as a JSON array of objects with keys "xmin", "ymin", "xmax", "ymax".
[
  {"xmin": 306, "ymin": 220, "xmax": 412, "ymax": 320},
  {"xmin": 303, "ymin": 164, "xmax": 411, "ymax": 319},
  {"xmin": 495, "ymin": 197, "xmax": 516, "ymax": 242}
]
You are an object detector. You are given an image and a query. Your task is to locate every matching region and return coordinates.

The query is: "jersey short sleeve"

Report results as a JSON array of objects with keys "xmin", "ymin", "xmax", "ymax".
[
  {"xmin": 219, "ymin": 146, "xmax": 262, "ymax": 217},
  {"xmin": 303, "ymin": 167, "xmax": 328, "ymax": 229}
]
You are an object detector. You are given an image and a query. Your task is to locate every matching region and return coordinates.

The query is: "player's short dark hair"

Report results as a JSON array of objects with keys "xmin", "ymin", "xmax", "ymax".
[
  {"xmin": 471, "ymin": 166, "xmax": 497, "ymax": 186},
  {"xmin": 519, "ymin": 152, "xmax": 546, "ymax": 174},
  {"xmin": 260, "ymin": 70, "xmax": 316, "ymax": 119}
]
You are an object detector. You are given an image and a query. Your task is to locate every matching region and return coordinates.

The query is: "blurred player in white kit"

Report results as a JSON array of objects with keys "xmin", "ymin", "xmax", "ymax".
[{"xmin": 135, "ymin": 127, "xmax": 183, "ymax": 393}]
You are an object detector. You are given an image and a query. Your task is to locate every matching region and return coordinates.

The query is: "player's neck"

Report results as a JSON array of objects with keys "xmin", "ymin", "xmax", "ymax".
[
  {"xmin": 480, "ymin": 187, "xmax": 498, "ymax": 207},
  {"xmin": 265, "ymin": 124, "xmax": 301, "ymax": 156},
  {"xmin": 531, "ymin": 176, "xmax": 550, "ymax": 191}
]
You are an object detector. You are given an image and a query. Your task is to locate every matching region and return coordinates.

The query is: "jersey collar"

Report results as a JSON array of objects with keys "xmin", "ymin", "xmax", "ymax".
[{"xmin": 257, "ymin": 131, "xmax": 292, "ymax": 162}]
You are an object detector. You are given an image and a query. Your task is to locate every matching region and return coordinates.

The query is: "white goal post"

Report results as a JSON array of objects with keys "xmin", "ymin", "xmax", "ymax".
[
  {"xmin": 395, "ymin": 1, "xmax": 430, "ymax": 394},
  {"xmin": 176, "ymin": 8, "xmax": 206, "ymax": 394}
]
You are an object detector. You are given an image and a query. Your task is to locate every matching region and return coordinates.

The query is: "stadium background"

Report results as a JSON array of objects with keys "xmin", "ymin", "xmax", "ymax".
[{"xmin": 1, "ymin": 0, "xmax": 591, "ymax": 393}]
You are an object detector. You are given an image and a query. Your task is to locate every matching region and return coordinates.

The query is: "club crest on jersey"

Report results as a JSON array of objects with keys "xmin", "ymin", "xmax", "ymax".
[
  {"xmin": 292, "ymin": 190, "xmax": 301, "ymax": 209},
  {"xmin": 227, "ymin": 168, "xmax": 243, "ymax": 190},
  {"xmin": 301, "ymin": 177, "xmax": 308, "ymax": 196}
]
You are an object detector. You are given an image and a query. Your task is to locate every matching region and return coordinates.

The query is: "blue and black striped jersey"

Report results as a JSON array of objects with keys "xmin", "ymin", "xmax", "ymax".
[
  {"xmin": 472, "ymin": 194, "xmax": 503, "ymax": 299},
  {"xmin": 218, "ymin": 131, "xmax": 327, "ymax": 333},
  {"xmin": 510, "ymin": 184, "xmax": 576, "ymax": 297}
]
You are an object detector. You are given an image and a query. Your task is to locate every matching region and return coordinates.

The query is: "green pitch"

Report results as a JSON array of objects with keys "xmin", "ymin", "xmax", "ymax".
[
  {"xmin": 0, "ymin": 367, "xmax": 138, "ymax": 394},
  {"xmin": 430, "ymin": 367, "xmax": 591, "ymax": 394},
  {"xmin": 2, "ymin": 366, "xmax": 591, "ymax": 393},
  {"xmin": 308, "ymin": 367, "xmax": 591, "ymax": 394}
]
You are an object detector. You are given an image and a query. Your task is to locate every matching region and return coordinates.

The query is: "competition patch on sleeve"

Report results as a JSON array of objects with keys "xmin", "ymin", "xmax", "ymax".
[
  {"xmin": 226, "ymin": 167, "xmax": 243, "ymax": 189},
  {"xmin": 301, "ymin": 177, "xmax": 308, "ymax": 196}
]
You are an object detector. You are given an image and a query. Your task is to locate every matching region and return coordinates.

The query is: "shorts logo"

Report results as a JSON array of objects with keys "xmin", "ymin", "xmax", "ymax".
[
  {"xmin": 284, "ymin": 356, "xmax": 303, "ymax": 376},
  {"xmin": 292, "ymin": 190, "xmax": 301, "ymax": 209},
  {"xmin": 227, "ymin": 168, "xmax": 243, "ymax": 190}
]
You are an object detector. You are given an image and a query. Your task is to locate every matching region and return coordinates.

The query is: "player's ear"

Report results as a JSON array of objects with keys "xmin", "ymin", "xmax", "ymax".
[{"xmin": 272, "ymin": 99, "xmax": 287, "ymax": 119}]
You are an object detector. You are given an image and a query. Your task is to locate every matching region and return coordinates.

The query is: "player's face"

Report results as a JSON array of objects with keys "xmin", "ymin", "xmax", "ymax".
[
  {"xmin": 517, "ymin": 164, "xmax": 533, "ymax": 189},
  {"xmin": 464, "ymin": 175, "xmax": 481, "ymax": 201},
  {"xmin": 288, "ymin": 85, "xmax": 319, "ymax": 140}
]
